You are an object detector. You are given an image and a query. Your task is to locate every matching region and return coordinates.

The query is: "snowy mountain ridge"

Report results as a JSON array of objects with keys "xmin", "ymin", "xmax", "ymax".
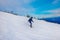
[{"xmin": 0, "ymin": 11, "xmax": 60, "ymax": 40}]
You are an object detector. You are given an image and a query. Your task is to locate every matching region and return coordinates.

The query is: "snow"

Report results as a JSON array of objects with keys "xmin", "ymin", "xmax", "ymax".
[{"xmin": 0, "ymin": 11, "xmax": 60, "ymax": 40}]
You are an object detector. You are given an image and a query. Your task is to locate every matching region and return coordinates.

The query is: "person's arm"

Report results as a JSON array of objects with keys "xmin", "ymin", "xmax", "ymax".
[{"xmin": 32, "ymin": 19, "xmax": 34, "ymax": 22}]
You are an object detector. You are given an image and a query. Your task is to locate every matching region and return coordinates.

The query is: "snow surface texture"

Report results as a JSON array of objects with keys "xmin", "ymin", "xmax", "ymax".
[{"xmin": 0, "ymin": 12, "xmax": 60, "ymax": 40}]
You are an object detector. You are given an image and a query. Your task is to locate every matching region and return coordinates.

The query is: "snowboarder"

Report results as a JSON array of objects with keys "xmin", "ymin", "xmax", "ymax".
[{"xmin": 28, "ymin": 17, "xmax": 34, "ymax": 28}]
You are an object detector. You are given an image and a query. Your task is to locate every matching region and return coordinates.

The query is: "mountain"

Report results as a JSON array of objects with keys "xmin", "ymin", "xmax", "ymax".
[
  {"xmin": 0, "ymin": 11, "xmax": 60, "ymax": 40},
  {"xmin": 39, "ymin": 17, "xmax": 60, "ymax": 24}
]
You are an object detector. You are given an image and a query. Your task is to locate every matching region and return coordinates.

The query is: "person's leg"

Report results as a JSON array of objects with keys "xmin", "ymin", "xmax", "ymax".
[{"xmin": 30, "ymin": 22, "xmax": 32, "ymax": 28}]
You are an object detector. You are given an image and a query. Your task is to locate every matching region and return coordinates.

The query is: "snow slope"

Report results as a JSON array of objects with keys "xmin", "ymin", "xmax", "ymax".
[{"xmin": 0, "ymin": 11, "xmax": 60, "ymax": 40}]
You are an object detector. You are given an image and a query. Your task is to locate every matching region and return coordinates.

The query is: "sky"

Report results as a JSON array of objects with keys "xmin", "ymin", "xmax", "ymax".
[{"xmin": 0, "ymin": 0, "xmax": 60, "ymax": 18}]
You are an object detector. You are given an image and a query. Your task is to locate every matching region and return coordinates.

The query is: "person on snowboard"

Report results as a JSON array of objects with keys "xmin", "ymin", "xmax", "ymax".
[{"xmin": 28, "ymin": 17, "xmax": 34, "ymax": 28}]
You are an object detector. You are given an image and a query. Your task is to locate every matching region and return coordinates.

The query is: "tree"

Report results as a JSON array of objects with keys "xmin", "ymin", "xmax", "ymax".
[{"xmin": 26, "ymin": 14, "xmax": 30, "ymax": 18}]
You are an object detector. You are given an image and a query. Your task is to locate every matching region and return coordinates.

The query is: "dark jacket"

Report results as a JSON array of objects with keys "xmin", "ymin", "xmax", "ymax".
[{"xmin": 28, "ymin": 17, "xmax": 33, "ymax": 23}]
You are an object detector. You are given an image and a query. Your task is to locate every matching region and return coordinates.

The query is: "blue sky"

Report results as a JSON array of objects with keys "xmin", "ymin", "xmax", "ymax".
[{"xmin": 0, "ymin": 0, "xmax": 60, "ymax": 18}]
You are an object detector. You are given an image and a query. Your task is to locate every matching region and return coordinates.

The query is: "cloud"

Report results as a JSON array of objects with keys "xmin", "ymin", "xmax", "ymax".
[
  {"xmin": 52, "ymin": 0, "xmax": 60, "ymax": 4},
  {"xmin": 39, "ymin": 13, "xmax": 60, "ymax": 18},
  {"xmin": 38, "ymin": 8, "xmax": 60, "ymax": 18},
  {"xmin": 0, "ymin": 0, "xmax": 36, "ymax": 16},
  {"xmin": 0, "ymin": 0, "xmax": 35, "ymax": 8},
  {"xmin": 15, "ymin": 7, "xmax": 35, "ymax": 16},
  {"xmin": 44, "ymin": 8, "xmax": 60, "ymax": 13},
  {"xmin": 0, "ymin": 0, "xmax": 59, "ymax": 18},
  {"xmin": 23, "ymin": 0, "xmax": 35, "ymax": 4}
]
